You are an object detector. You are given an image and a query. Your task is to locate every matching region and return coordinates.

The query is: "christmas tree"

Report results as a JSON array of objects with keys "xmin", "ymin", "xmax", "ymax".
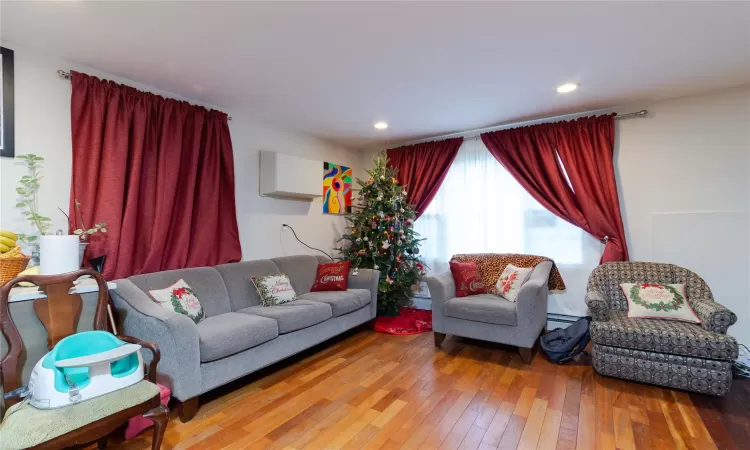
[{"xmin": 337, "ymin": 152, "xmax": 426, "ymax": 316}]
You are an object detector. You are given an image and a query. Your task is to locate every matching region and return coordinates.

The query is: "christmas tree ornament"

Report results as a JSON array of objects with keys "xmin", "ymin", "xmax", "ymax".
[
  {"xmin": 382, "ymin": 241, "xmax": 390, "ymax": 249},
  {"xmin": 397, "ymin": 240, "xmax": 402, "ymax": 245},
  {"xmin": 363, "ymin": 237, "xmax": 368, "ymax": 241}
]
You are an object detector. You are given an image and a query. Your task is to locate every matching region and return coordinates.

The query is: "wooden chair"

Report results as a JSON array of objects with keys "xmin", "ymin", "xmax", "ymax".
[{"xmin": 0, "ymin": 269, "xmax": 169, "ymax": 449}]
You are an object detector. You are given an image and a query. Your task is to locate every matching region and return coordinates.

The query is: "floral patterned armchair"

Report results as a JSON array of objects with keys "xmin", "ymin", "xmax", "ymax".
[{"xmin": 586, "ymin": 261, "xmax": 738, "ymax": 396}]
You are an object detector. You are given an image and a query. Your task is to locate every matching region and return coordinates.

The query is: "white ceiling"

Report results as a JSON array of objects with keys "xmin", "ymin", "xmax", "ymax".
[{"xmin": 2, "ymin": 1, "xmax": 749, "ymax": 149}]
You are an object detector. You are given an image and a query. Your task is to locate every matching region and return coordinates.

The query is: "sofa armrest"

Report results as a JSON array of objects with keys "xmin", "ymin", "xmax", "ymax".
[
  {"xmin": 515, "ymin": 261, "xmax": 552, "ymax": 332},
  {"xmin": 110, "ymin": 279, "xmax": 202, "ymax": 401},
  {"xmin": 691, "ymin": 298, "xmax": 738, "ymax": 334},
  {"xmin": 348, "ymin": 268, "xmax": 380, "ymax": 319},
  {"xmin": 586, "ymin": 289, "xmax": 609, "ymax": 322},
  {"xmin": 425, "ymin": 271, "xmax": 456, "ymax": 332}
]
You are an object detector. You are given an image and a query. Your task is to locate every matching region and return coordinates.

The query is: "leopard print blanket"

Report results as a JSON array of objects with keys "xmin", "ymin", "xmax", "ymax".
[{"xmin": 451, "ymin": 253, "xmax": 566, "ymax": 293}]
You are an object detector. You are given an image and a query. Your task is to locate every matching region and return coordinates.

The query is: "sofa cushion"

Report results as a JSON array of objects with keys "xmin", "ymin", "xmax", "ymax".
[
  {"xmin": 238, "ymin": 300, "xmax": 332, "ymax": 334},
  {"xmin": 271, "ymin": 255, "xmax": 320, "ymax": 295},
  {"xmin": 216, "ymin": 260, "xmax": 281, "ymax": 310},
  {"xmin": 197, "ymin": 312, "xmax": 279, "ymax": 362},
  {"xmin": 443, "ymin": 295, "xmax": 517, "ymax": 326},
  {"xmin": 590, "ymin": 311, "xmax": 738, "ymax": 361},
  {"xmin": 298, "ymin": 289, "xmax": 371, "ymax": 317},
  {"xmin": 129, "ymin": 267, "xmax": 232, "ymax": 318}
]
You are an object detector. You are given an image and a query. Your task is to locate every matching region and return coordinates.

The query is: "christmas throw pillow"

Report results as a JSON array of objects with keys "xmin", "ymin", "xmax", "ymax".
[
  {"xmin": 450, "ymin": 261, "xmax": 487, "ymax": 297},
  {"xmin": 496, "ymin": 264, "xmax": 532, "ymax": 302},
  {"xmin": 620, "ymin": 283, "xmax": 701, "ymax": 324},
  {"xmin": 148, "ymin": 279, "xmax": 205, "ymax": 324},
  {"xmin": 251, "ymin": 274, "xmax": 298, "ymax": 306},
  {"xmin": 310, "ymin": 260, "xmax": 350, "ymax": 292}
]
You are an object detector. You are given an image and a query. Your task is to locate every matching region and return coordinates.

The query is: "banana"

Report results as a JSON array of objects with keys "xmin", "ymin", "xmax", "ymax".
[
  {"xmin": 0, "ymin": 230, "xmax": 18, "ymax": 241},
  {"xmin": 0, "ymin": 243, "xmax": 9, "ymax": 253},
  {"xmin": 0, "ymin": 236, "xmax": 16, "ymax": 247},
  {"xmin": 0, "ymin": 245, "xmax": 21, "ymax": 258}
]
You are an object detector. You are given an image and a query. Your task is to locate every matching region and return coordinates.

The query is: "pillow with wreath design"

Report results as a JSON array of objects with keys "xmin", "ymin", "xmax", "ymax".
[
  {"xmin": 251, "ymin": 274, "xmax": 298, "ymax": 306},
  {"xmin": 620, "ymin": 283, "xmax": 701, "ymax": 324},
  {"xmin": 148, "ymin": 279, "xmax": 205, "ymax": 324}
]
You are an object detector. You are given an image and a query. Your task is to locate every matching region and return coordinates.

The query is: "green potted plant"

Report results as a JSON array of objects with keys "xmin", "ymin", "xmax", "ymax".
[
  {"xmin": 15, "ymin": 154, "xmax": 52, "ymax": 265},
  {"xmin": 71, "ymin": 199, "xmax": 107, "ymax": 265}
]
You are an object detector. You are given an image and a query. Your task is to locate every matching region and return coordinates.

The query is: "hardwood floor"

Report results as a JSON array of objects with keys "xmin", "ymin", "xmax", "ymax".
[{"xmin": 100, "ymin": 329, "xmax": 747, "ymax": 450}]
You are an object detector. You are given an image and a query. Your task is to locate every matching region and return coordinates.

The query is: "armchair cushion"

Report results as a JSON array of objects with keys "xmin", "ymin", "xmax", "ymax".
[
  {"xmin": 691, "ymin": 298, "xmax": 738, "ymax": 334},
  {"xmin": 443, "ymin": 295, "xmax": 517, "ymax": 326},
  {"xmin": 196, "ymin": 312, "xmax": 278, "ymax": 362},
  {"xmin": 0, "ymin": 380, "xmax": 159, "ymax": 450},
  {"xmin": 590, "ymin": 311, "xmax": 738, "ymax": 361}
]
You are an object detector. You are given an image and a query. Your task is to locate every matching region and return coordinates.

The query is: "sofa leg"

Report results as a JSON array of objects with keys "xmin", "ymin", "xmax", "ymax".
[
  {"xmin": 519, "ymin": 347, "xmax": 533, "ymax": 364},
  {"xmin": 434, "ymin": 332, "xmax": 446, "ymax": 347},
  {"xmin": 177, "ymin": 397, "xmax": 200, "ymax": 423},
  {"xmin": 366, "ymin": 318, "xmax": 377, "ymax": 330}
]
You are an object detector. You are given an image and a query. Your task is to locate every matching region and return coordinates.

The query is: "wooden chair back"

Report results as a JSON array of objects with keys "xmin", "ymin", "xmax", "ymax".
[{"xmin": 0, "ymin": 269, "xmax": 109, "ymax": 410}]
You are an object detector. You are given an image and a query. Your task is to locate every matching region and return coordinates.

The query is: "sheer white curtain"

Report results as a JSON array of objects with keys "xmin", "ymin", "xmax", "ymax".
[{"xmin": 414, "ymin": 139, "xmax": 601, "ymax": 315}]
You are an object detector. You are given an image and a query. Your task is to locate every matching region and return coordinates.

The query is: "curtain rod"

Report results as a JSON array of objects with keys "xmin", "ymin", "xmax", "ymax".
[
  {"xmin": 57, "ymin": 70, "xmax": 233, "ymax": 120},
  {"xmin": 396, "ymin": 109, "xmax": 648, "ymax": 147}
]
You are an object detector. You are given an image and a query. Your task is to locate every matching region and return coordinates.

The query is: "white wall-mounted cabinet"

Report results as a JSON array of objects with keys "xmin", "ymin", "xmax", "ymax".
[{"xmin": 259, "ymin": 150, "xmax": 322, "ymax": 200}]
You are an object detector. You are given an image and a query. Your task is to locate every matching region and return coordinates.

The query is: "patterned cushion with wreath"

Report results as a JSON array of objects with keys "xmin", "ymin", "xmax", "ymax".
[
  {"xmin": 251, "ymin": 274, "xmax": 298, "ymax": 306},
  {"xmin": 620, "ymin": 283, "xmax": 701, "ymax": 324},
  {"xmin": 149, "ymin": 279, "xmax": 205, "ymax": 324}
]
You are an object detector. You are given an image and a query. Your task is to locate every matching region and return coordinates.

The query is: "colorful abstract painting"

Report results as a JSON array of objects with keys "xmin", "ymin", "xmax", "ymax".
[{"xmin": 323, "ymin": 162, "xmax": 352, "ymax": 214}]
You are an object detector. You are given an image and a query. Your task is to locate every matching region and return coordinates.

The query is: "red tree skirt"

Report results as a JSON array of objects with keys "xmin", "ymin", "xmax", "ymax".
[{"xmin": 374, "ymin": 307, "xmax": 432, "ymax": 335}]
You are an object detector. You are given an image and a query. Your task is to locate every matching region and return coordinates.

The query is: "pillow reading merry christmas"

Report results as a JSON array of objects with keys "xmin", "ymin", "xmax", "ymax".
[
  {"xmin": 251, "ymin": 274, "xmax": 298, "ymax": 306},
  {"xmin": 620, "ymin": 283, "xmax": 701, "ymax": 323},
  {"xmin": 310, "ymin": 260, "xmax": 350, "ymax": 292},
  {"xmin": 450, "ymin": 261, "xmax": 486, "ymax": 297},
  {"xmin": 148, "ymin": 279, "xmax": 205, "ymax": 324}
]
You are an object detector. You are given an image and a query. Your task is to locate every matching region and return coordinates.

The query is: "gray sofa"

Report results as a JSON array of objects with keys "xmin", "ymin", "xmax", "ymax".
[
  {"xmin": 111, "ymin": 255, "xmax": 378, "ymax": 421},
  {"xmin": 425, "ymin": 261, "xmax": 552, "ymax": 363}
]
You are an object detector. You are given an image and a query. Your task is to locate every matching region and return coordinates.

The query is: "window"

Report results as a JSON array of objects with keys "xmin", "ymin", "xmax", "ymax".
[{"xmin": 414, "ymin": 138, "xmax": 586, "ymax": 277}]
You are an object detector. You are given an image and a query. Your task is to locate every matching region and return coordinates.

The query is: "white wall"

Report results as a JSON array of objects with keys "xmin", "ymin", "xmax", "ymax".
[
  {"xmin": 0, "ymin": 44, "xmax": 360, "ymax": 261},
  {"xmin": 617, "ymin": 86, "xmax": 750, "ymax": 346}
]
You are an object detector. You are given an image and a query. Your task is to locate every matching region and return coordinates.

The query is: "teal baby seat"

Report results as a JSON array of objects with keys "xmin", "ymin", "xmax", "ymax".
[{"xmin": 41, "ymin": 331, "xmax": 139, "ymax": 393}]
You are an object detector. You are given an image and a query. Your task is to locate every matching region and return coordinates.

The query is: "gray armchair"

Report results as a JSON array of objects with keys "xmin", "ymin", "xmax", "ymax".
[
  {"xmin": 587, "ymin": 261, "xmax": 738, "ymax": 396},
  {"xmin": 425, "ymin": 261, "xmax": 552, "ymax": 363}
]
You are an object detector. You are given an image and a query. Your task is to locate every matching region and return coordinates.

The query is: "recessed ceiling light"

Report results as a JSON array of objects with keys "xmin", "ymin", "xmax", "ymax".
[
  {"xmin": 373, "ymin": 121, "xmax": 388, "ymax": 130},
  {"xmin": 557, "ymin": 83, "xmax": 578, "ymax": 93}
]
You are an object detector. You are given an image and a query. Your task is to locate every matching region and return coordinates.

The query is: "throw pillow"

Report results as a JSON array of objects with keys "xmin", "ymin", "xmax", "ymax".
[
  {"xmin": 620, "ymin": 283, "xmax": 701, "ymax": 323},
  {"xmin": 310, "ymin": 260, "xmax": 350, "ymax": 292},
  {"xmin": 450, "ymin": 261, "xmax": 486, "ymax": 297},
  {"xmin": 148, "ymin": 279, "xmax": 205, "ymax": 324},
  {"xmin": 496, "ymin": 264, "xmax": 532, "ymax": 302},
  {"xmin": 251, "ymin": 274, "xmax": 298, "ymax": 306}
]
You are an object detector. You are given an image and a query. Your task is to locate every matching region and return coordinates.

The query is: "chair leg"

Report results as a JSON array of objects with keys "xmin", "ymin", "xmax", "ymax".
[
  {"xmin": 177, "ymin": 397, "xmax": 200, "ymax": 423},
  {"xmin": 519, "ymin": 347, "xmax": 533, "ymax": 364},
  {"xmin": 144, "ymin": 403, "xmax": 170, "ymax": 450},
  {"xmin": 434, "ymin": 332, "xmax": 446, "ymax": 347},
  {"xmin": 366, "ymin": 318, "xmax": 377, "ymax": 330}
]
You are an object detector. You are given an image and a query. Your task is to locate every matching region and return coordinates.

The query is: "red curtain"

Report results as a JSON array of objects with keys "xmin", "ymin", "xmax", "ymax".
[
  {"xmin": 69, "ymin": 71, "xmax": 242, "ymax": 279},
  {"xmin": 386, "ymin": 138, "xmax": 462, "ymax": 218},
  {"xmin": 481, "ymin": 115, "xmax": 629, "ymax": 262}
]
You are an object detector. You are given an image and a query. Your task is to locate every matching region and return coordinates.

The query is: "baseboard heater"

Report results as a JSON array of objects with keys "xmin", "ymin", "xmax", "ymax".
[{"xmin": 547, "ymin": 313, "xmax": 583, "ymax": 328}]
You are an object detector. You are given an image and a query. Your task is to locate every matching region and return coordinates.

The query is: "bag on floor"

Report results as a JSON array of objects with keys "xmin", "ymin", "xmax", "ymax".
[{"xmin": 540, "ymin": 316, "xmax": 591, "ymax": 364}]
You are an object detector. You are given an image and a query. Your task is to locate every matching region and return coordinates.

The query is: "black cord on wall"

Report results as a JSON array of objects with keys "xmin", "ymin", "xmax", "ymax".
[{"xmin": 281, "ymin": 224, "xmax": 335, "ymax": 261}]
